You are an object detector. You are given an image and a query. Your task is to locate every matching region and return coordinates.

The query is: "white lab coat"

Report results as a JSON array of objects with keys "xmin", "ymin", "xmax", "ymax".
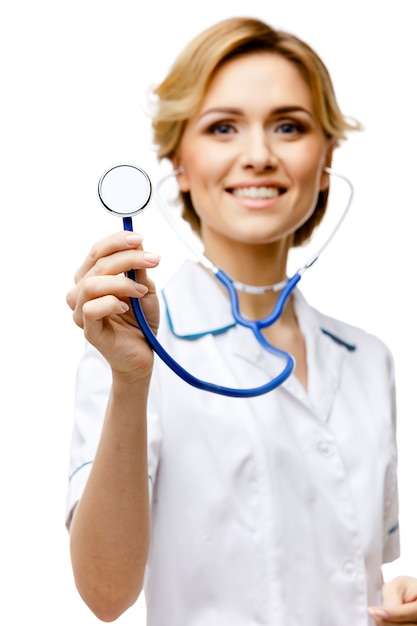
[{"xmin": 67, "ymin": 260, "xmax": 399, "ymax": 626}]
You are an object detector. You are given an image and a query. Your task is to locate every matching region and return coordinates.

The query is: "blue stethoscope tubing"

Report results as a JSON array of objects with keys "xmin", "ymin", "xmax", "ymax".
[{"xmin": 119, "ymin": 166, "xmax": 353, "ymax": 398}]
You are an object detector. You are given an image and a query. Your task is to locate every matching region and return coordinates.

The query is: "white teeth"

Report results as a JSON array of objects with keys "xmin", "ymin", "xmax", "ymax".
[{"xmin": 232, "ymin": 186, "xmax": 279, "ymax": 199}]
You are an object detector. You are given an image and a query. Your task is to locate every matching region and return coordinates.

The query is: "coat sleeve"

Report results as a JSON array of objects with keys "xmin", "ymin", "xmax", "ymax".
[{"xmin": 382, "ymin": 349, "xmax": 400, "ymax": 563}]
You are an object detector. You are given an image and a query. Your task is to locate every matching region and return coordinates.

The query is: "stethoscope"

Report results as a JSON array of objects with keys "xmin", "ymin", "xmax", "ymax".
[{"xmin": 98, "ymin": 164, "xmax": 353, "ymax": 398}]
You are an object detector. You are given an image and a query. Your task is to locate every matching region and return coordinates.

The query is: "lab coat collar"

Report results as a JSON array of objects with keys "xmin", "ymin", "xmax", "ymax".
[
  {"xmin": 162, "ymin": 260, "xmax": 236, "ymax": 338},
  {"xmin": 162, "ymin": 260, "xmax": 356, "ymax": 346}
]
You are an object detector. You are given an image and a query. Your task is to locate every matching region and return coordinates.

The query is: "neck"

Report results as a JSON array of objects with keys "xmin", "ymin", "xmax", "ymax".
[
  {"xmin": 235, "ymin": 280, "xmax": 297, "ymax": 323},
  {"xmin": 228, "ymin": 275, "xmax": 288, "ymax": 295},
  {"xmin": 202, "ymin": 232, "xmax": 291, "ymax": 291},
  {"xmin": 201, "ymin": 236, "xmax": 298, "ymax": 323}
]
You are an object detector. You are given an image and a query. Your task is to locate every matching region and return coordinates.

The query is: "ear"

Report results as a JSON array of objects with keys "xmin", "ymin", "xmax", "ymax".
[
  {"xmin": 319, "ymin": 142, "xmax": 335, "ymax": 191},
  {"xmin": 173, "ymin": 154, "xmax": 191, "ymax": 192}
]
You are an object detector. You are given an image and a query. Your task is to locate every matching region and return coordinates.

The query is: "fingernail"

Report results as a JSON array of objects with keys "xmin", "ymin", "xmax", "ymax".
[
  {"xmin": 125, "ymin": 234, "xmax": 143, "ymax": 245},
  {"xmin": 134, "ymin": 283, "xmax": 149, "ymax": 295},
  {"xmin": 120, "ymin": 302, "xmax": 129, "ymax": 313},
  {"xmin": 143, "ymin": 252, "xmax": 161, "ymax": 263},
  {"xmin": 368, "ymin": 607, "xmax": 390, "ymax": 619}
]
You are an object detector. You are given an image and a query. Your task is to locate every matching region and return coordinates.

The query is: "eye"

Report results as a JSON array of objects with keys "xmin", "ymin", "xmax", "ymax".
[
  {"xmin": 206, "ymin": 121, "xmax": 237, "ymax": 136},
  {"xmin": 275, "ymin": 120, "xmax": 305, "ymax": 136}
]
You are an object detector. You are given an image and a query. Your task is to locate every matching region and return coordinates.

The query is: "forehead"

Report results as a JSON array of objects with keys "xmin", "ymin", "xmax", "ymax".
[{"xmin": 200, "ymin": 52, "xmax": 313, "ymax": 112}]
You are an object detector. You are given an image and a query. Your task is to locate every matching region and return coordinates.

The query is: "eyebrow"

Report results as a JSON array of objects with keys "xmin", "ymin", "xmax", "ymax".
[{"xmin": 197, "ymin": 105, "xmax": 313, "ymax": 120}]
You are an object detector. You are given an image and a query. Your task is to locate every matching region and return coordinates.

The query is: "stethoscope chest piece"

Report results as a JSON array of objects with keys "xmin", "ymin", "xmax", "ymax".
[{"xmin": 98, "ymin": 164, "xmax": 152, "ymax": 217}]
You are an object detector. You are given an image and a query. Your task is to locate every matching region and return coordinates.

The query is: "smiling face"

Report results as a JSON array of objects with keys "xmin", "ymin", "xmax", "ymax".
[{"xmin": 175, "ymin": 52, "xmax": 333, "ymax": 264}]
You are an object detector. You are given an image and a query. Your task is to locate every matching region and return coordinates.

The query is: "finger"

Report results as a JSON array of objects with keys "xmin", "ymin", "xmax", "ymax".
[
  {"xmin": 74, "ymin": 231, "xmax": 144, "ymax": 283},
  {"xmin": 382, "ymin": 576, "xmax": 417, "ymax": 608},
  {"xmin": 68, "ymin": 274, "xmax": 148, "ymax": 323},
  {"xmin": 69, "ymin": 294, "xmax": 128, "ymax": 334},
  {"xmin": 68, "ymin": 248, "xmax": 159, "ymax": 318},
  {"xmin": 382, "ymin": 579, "xmax": 405, "ymax": 607},
  {"xmin": 82, "ymin": 294, "xmax": 129, "ymax": 323},
  {"xmin": 368, "ymin": 607, "xmax": 392, "ymax": 622},
  {"xmin": 370, "ymin": 621, "xmax": 417, "ymax": 625},
  {"xmin": 384, "ymin": 600, "xmax": 417, "ymax": 622},
  {"xmin": 369, "ymin": 602, "xmax": 417, "ymax": 623},
  {"xmin": 81, "ymin": 274, "xmax": 149, "ymax": 304},
  {"xmin": 82, "ymin": 248, "xmax": 160, "ymax": 285},
  {"xmin": 371, "ymin": 621, "xmax": 417, "ymax": 626},
  {"xmin": 80, "ymin": 296, "xmax": 129, "ymax": 345},
  {"xmin": 71, "ymin": 280, "xmax": 148, "ymax": 330}
]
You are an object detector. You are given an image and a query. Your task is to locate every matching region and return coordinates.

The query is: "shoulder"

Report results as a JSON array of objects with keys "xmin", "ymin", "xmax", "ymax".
[
  {"xmin": 295, "ymin": 290, "xmax": 395, "ymax": 369},
  {"xmin": 320, "ymin": 309, "xmax": 392, "ymax": 360}
]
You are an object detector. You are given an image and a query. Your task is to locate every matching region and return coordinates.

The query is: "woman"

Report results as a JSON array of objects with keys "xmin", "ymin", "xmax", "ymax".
[{"xmin": 66, "ymin": 16, "xmax": 417, "ymax": 625}]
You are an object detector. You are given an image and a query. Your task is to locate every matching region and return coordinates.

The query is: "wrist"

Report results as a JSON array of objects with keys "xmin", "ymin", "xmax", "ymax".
[{"xmin": 111, "ymin": 367, "xmax": 152, "ymax": 396}]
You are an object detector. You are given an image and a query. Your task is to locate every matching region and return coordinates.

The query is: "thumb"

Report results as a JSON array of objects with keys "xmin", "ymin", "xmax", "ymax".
[{"xmin": 369, "ymin": 600, "xmax": 417, "ymax": 622}]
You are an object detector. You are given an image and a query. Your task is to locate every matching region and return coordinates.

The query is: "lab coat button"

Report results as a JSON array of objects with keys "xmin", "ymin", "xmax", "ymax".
[
  {"xmin": 342, "ymin": 559, "xmax": 357, "ymax": 576},
  {"xmin": 317, "ymin": 440, "xmax": 333, "ymax": 457}
]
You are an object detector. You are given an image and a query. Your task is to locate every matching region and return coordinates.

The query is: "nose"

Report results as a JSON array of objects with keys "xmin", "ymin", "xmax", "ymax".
[{"xmin": 239, "ymin": 126, "xmax": 278, "ymax": 171}]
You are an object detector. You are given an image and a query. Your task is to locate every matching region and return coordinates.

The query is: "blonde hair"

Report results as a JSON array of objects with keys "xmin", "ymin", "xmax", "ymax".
[{"xmin": 150, "ymin": 17, "xmax": 361, "ymax": 245}]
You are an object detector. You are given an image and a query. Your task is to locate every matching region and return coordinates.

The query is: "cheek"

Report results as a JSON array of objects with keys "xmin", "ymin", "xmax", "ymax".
[
  {"xmin": 178, "ymin": 147, "xmax": 226, "ymax": 195},
  {"xmin": 290, "ymin": 146, "xmax": 328, "ymax": 187},
  {"xmin": 177, "ymin": 144, "xmax": 211, "ymax": 193}
]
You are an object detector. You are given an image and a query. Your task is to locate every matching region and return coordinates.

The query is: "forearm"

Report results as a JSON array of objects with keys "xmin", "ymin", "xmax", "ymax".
[{"xmin": 69, "ymin": 373, "xmax": 151, "ymax": 622}]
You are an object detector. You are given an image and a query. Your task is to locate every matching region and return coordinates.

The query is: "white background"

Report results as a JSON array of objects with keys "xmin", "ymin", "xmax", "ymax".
[{"xmin": 0, "ymin": 0, "xmax": 416, "ymax": 623}]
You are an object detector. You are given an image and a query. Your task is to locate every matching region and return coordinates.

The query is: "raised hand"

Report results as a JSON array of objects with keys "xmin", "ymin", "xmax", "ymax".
[{"xmin": 67, "ymin": 231, "xmax": 160, "ymax": 379}]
